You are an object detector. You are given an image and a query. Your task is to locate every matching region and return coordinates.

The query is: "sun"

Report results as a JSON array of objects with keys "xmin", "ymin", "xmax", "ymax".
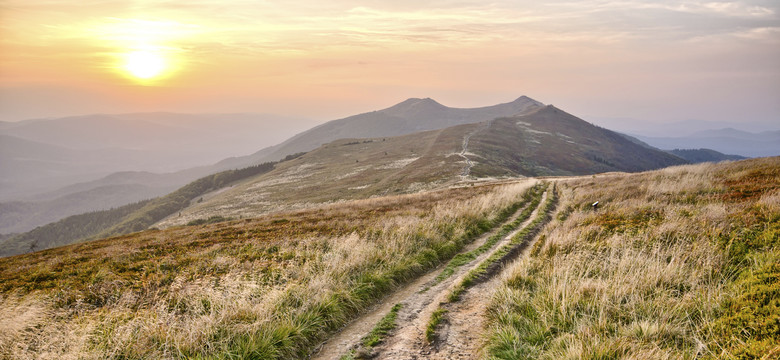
[{"xmin": 123, "ymin": 50, "xmax": 166, "ymax": 80}]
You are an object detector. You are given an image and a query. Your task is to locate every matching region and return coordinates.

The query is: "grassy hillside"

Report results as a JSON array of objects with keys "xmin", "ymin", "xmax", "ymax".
[
  {"xmin": 469, "ymin": 105, "xmax": 687, "ymax": 177},
  {"xmin": 668, "ymin": 148, "xmax": 746, "ymax": 163},
  {"xmin": 213, "ymin": 96, "xmax": 544, "ymax": 169},
  {"xmin": 0, "ymin": 183, "xmax": 177, "ymax": 235},
  {"xmin": 156, "ymin": 125, "xmax": 476, "ymax": 228},
  {"xmin": 160, "ymin": 107, "xmax": 687, "ymax": 229},
  {"xmin": 485, "ymin": 157, "xmax": 779, "ymax": 359},
  {"xmin": 1, "ymin": 158, "xmax": 776, "ymax": 359},
  {"xmin": 0, "ymin": 160, "xmax": 287, "ymax": 257},
  {"xmin": 0, "ymin": 180, "xmax": 538, "ymax": 359}
]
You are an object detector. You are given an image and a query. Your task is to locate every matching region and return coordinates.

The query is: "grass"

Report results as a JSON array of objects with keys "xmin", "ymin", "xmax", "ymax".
[
  {"xmin": 426, "ymin": 308, "xmax": 449, "ymax": 343},
  {"xmin": 420, "ymin": 183, "xmax": 557, "ymax": 344},
  {"xmin": 483, "ymin": 157, "xmax": 780, "ymax": 359},
  {"xmin": 157, "ymin": 124, "xmax": 480, "ymax": 229},
  {"xmin": 362, "ymin": 303, "xmax": 403, "ymax": 348},
  {"xmin": 0, "ymin": 179, "xmax": 536, "ymax": 359},
  {"xmin": 339, "ymin": 303, "xmax": 403, "ymax": 360},
  {"xmin": 447, "ymin": 183, "xmax": 557, "ymax": 303},
  {"xmin": 426, "ymin": 183, "xmax": 546, "ymax": 289}
]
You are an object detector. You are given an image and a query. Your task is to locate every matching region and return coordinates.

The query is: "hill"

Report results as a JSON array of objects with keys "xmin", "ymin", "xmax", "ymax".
[
  {"xmin": 213, "ymin": 96, "xmax": 544, "ymax": 169},
  {"xmin": 0, "ymin": 134, "xmax": 136, "ymax": 200},
  {"xmin": 0, "ymin": 160, "xmax": 285, "ymax": 257},
  {"xmin": 635, "ymin": 128, "xmax": 780, "ymax": 157},
  {"xmin": 0, "ymin": 157, "xmax": 776, "ymax": 359},
  {"xmin": 667, "ymin": 148, "xmax": 746, "ymax": 163},
  {"xmin": 0, "ymin": 183, "xmax": 175, "ymax": 235},
  {"xmin": 467, "ymin": 105, "xmax": 687, "ymax": 176},
  {"xmin": 482, "ymin": 157, "xmax": 779, "ymax": 359},
  {"xmin": 157, "ymin": 105, "xmax": 685, "ymax": 228},
  {"xmin": 0, "ymin": 112, "xmax": 315, "ymax": 201},
  {"xmin": 0, "ymin": 168, "xmax": 215, "ymax": 235},
  {"xmin": 2, "ymin": 101, "xmax": 686, "ymax": 256},
  {"xmin": 0, "ymin": 97, "xmax": 542, "ymax": 231}
]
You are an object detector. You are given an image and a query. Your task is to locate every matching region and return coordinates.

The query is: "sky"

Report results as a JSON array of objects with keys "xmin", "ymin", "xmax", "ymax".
[{"xmin": 1, "ymin": 0, "xmax": 779, "ymax": 128}]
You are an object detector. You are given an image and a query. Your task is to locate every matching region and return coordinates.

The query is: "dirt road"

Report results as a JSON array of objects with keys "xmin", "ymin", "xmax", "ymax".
[{"xmin": 312, "ymin": 186, "xmax": 551, "ymax": 360}]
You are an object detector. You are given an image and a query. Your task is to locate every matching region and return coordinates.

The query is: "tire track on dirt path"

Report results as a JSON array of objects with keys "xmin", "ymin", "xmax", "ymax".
[
  {"xmin": 310, "ymin": 181, "xmax": 540, "ymax": 360},
  {"xmin": 372, "ymin": 189, "xmax": 550, "ymax": 360},
  {"xmin": 315, "ymin": 186, "xmax": 550, "ymax": 360},
  {"xmin": 431, "ymin": 189, "xmax": 557, "ymax": 359}
]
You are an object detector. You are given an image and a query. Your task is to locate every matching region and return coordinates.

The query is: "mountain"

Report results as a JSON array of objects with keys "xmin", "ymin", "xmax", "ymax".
[
  {"xmin": 0, "ymin": 112, "xmax": 316, "ymax": 201},
  {"xmin": 0, "ymin": 134, "xmax": 139, "ymax": 200},
  {"xmin": 0, "ymin": 160, "xmax": 283, "ymax": 257},
  {"xmin": 667, "ymin": 149, "xmax": 746, "ymax": 163},
  {"xmin": 0, "ymin": 98, "xmax": 542, "ymax": 232},
  {"xmin": 1, "ymin": 98, "xmax": 542, "ymax": 233},
  {"xmin": 587, "ymin": 117, "xmax": 777, "ymax": 137},
  {"xmin": 0, "ymin": 183, "xmax": 173, "ymax": 235},
  {"xmin": 634, "ymin": 128, "xmax": 780, "ymax": 158},
  {"xmin": 0, "ymin": 165, "xmax": 234, "ymax": 235},
  {"xmin": 2, "ymin": 98, "xmax": 686, "ymax": 253},
  {"xmin": 465, "ymin": 105, "xmax": 687, "ymax": 176},
  {"xmin": 156, "ymin": 105, "xmax": 686, "ymax": 228},
  {"xmin": 213, "ymin": 96, "xmax": 545, "ymax": 169}
]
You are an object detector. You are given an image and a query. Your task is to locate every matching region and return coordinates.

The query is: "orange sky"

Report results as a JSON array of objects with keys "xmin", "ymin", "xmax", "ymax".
[{"xmin": 1, "ymin": 1, "xmax": 779, "ymax": 126}]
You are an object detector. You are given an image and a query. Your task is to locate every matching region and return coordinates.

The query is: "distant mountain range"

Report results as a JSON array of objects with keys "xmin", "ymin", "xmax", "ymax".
[
  {"xmin": 156, "ymin": 104, "xmax": 686, "ymax": 229},
  {"xmin": 0, "ymin": 112, "xmax": 316, "ymax": 201},
  {"xmin": 633, "ymin": 128, "xmax": 780, "ymax": 158},
  {"xmin": 214, "ymin": 96, "xmax": 545, "ymax": 169},
  {"xmin": 667, "ymin": 149, "xmax": 746, "ymax": 163},
  {"xmin": 587, "ymin": 117, "xmax": 778, "ymax": 137},
  {"xmin": 1, "ymin": 96, "xmax": 770, "ymax": 243},
  {"xmin": 0, "ymin": 97, "xmax": 545, "ymax": 234}
]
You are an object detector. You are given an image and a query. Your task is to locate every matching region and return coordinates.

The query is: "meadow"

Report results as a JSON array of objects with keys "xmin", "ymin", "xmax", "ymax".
[
  {"xmin": 0, "ymin": 179, "xmax": 536, "ymax": 359},
  {"xmin": 485, "ymin": 157, "xmax": 779, "ymax": 359}
]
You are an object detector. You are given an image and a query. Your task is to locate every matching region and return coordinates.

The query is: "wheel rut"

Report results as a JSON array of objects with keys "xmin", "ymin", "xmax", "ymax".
[{"xmin": 312, "ymin": 184, "xmax": 551, "ymax": 360}]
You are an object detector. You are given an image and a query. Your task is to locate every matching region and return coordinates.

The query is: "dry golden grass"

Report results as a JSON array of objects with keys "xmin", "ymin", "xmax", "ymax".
[
  {"xmin": 484, "ymin": 157, "xmax": 780, "ymax": 359},
  {"xmin": 156, "ymin": 125, "xmax": 476, "ymax": 229},
  {"xmin": 0, "ymin": 179, "xmax": 536, "ymax": 359}
]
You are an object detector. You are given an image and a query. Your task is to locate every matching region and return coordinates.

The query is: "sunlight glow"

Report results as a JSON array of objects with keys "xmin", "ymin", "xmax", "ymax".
[{"xmin": 124, "ymin": 50, "xmax": 166, "ymax": 79}]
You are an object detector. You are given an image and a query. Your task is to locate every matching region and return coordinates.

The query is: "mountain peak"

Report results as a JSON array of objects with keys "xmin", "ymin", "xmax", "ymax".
[
  {"xmin": 383, "ymin": 97, "xmax": 448, "ymax": 115},
  {"xmin": 511, "ymin": 95, "xmax": 544, "ymax": 106},
  {"xmin": 396, "ymin": 97, "xmax": 444, "ymax": 107}
]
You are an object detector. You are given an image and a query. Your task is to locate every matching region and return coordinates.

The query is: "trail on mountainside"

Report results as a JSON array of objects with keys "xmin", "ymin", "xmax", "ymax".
[{"xmin": 459, "ymin": 120, "xmax": 493, "ymax": 177}]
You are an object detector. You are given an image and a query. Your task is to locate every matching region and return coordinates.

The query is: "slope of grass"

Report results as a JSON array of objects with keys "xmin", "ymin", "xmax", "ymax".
[
  {"xmin": 0, "ymin": 157, "xmax": 299, "ymax": 258},
  {"xmin": 156, "ymin": 125, "xmax": 473, "ymax": 229},
  {"xmin": 469, "ymin": 106, "xmax": 687, "ymax": 178},
  {"xmin": 484, "ymin": 157, "xmax": 780, "ymax": 359},
  {"xmin": 0, "ymin": 180, "xmax": 535, "ymax": 359}
]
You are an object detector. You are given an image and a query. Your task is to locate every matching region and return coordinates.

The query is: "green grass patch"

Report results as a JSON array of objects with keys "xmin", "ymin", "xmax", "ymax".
[
  {"xmin": 426, "ymin": 308, "xmax": 448, "ymax": 343},
  {"xmin": 447, "ymin": 184, "xmax": 557, "ymax": 302},
  {"xmin": 362, "ymin": 303, "xmax": 403, "ymax": 348},
  {"xmin": 428, "ymin": 184, "xmax": 546, "ymax": 288}
]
